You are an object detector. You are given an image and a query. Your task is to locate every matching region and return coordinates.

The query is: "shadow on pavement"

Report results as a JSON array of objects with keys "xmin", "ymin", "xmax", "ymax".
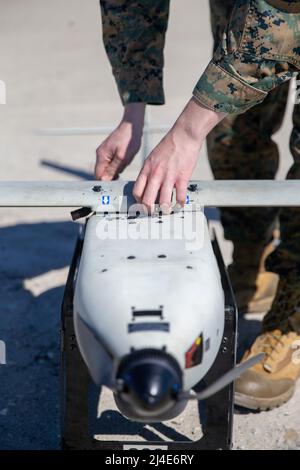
[
  {"xmin": 89, "ymin": 383, "xmax": 193, "ymax": 443},
  {"xmin": 0, "ymin": 220, "xmax": 78, "ymax": 449},
  {"xmin": 41, "ymin": 160, "xmax": 93, "ymax": 180}
]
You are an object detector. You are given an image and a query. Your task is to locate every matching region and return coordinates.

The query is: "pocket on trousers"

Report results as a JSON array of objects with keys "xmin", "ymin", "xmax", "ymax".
[{"xmin": 238, "ymin": 0, "xmax": 300, "ymax": 69}]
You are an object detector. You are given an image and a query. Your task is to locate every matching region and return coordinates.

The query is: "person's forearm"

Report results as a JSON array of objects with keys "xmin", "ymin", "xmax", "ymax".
[
  {"xmin": 122, "ymin": 103, "xmax": 146, "ymax": 130},
  {"xmin": 100, "ymin": 0, "xmax": 170, "ymax": 105},
  {"xmin": 171, "ymin": 97, "xmax": 226, "ymax": 148},
  {"xmin": 133, "ymin": 98, "xmax": 226, "ymax": 211}
]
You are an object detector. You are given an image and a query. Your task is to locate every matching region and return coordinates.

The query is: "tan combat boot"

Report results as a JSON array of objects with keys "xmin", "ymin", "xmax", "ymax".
[
  {"xmin": 230, "ymin": 235, "xmax": 279, "ymax": 314},
  {"xmin": 235, "ymin": 329, "xmax": 300, "ymax": 410}
]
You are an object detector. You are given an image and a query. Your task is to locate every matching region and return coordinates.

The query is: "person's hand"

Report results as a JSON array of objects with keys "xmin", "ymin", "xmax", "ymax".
[
  {"xmin": 95, "ymin": 103, "xmax": 145, "ymax": 180},
  {"xmin": 133, "ymin": 98, "xmax": 225, "ymax": 213},
  {"xmin": 133, "ymin": 118, "xmax": 200, "ymax": 213}
]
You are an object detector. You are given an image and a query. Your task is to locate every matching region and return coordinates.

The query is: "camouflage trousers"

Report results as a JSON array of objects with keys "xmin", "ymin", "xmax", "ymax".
[{"xmin": 208, "ymin": 0, "xmax": 300, "ymax": 332}]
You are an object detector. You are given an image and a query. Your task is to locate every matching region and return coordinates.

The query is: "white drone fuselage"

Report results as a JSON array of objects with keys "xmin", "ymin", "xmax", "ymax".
[
  {"xmin": 74, "ymin": 209, "xmax": 225, "ymax": 421},
  {"xmin": 0, "ymin": 179, "xmax": 297, "ymax": 422}
]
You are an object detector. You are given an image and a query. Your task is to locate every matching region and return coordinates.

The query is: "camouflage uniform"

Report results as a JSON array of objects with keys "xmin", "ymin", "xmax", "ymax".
[
  {"xmin": 207, "ymin": 0, "xmax": 300, "ymax": 333},
  {"xmin": 100, "ymin": 0, "xmax": 300, "ymax": 332}
]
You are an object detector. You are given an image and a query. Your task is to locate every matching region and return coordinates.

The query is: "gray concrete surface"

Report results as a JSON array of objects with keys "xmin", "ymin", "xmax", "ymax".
[{"xmin": 0, "ymin": 0, "xmax": 299, "ymax": 450}]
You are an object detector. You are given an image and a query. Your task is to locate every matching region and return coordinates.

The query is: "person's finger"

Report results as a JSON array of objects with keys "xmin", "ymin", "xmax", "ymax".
[
  {"xmin": 95, "ymin": 157, "xmax": 109, "ymax": 180},
  {"xmin": 175, "ymin": 179, "xmax": 188, "ymax": 207},
  {"xmin": 101, "ymin": 153, "xmax": 124, "ymax": 181},
  {"xmin": 117, "ymin": 151, "xmax": 135, "ymax": 177},
  {"xmin": 141, "ymin": 174, "xmax": 162, "ymax": 214},
  {"xmin": 95, "ymin": 149, "xmax": 111, "ymax": 180},
  {"xmin": 159, "ymin": 179, "xmax": 175, "ymax": 214},
  {"xmin": 133, "ymin": 164, "xmax": 150, "ymax": 202},
  {"xmin": 117, "ymin": 159, "xmax": 128, "ymax": 176}
]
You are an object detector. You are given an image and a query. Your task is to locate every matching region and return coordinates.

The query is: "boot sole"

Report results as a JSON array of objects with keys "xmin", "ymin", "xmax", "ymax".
[
  {"xmin": 234, "ymin": 385, "xmax": 295, "ymax": 411},
  {"xmin": 247, "ymin": 295, "xmax": 275, "ymax": 314},
  {"xmin": 238, "ymin": 295, "xmax": 275, "ymax": 315}
]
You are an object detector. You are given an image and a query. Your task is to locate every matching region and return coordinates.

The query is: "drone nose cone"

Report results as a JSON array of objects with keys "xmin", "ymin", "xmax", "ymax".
[
  {"xmin": 114, "ymin": 350, "xmax": 186, "ymax": 422},
  {"xmin": 124, "ymin": 362, "xmax": 178, "ymax": 408}
]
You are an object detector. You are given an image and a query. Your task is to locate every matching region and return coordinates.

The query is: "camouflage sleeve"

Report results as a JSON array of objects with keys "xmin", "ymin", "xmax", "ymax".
[
  {"xmin": 194, "ymin": 0, "xmax": 300, "ymax": 114},
  {"xmin": 100, "ymin": 0, "xmax": 170, "ymax": 105}
]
